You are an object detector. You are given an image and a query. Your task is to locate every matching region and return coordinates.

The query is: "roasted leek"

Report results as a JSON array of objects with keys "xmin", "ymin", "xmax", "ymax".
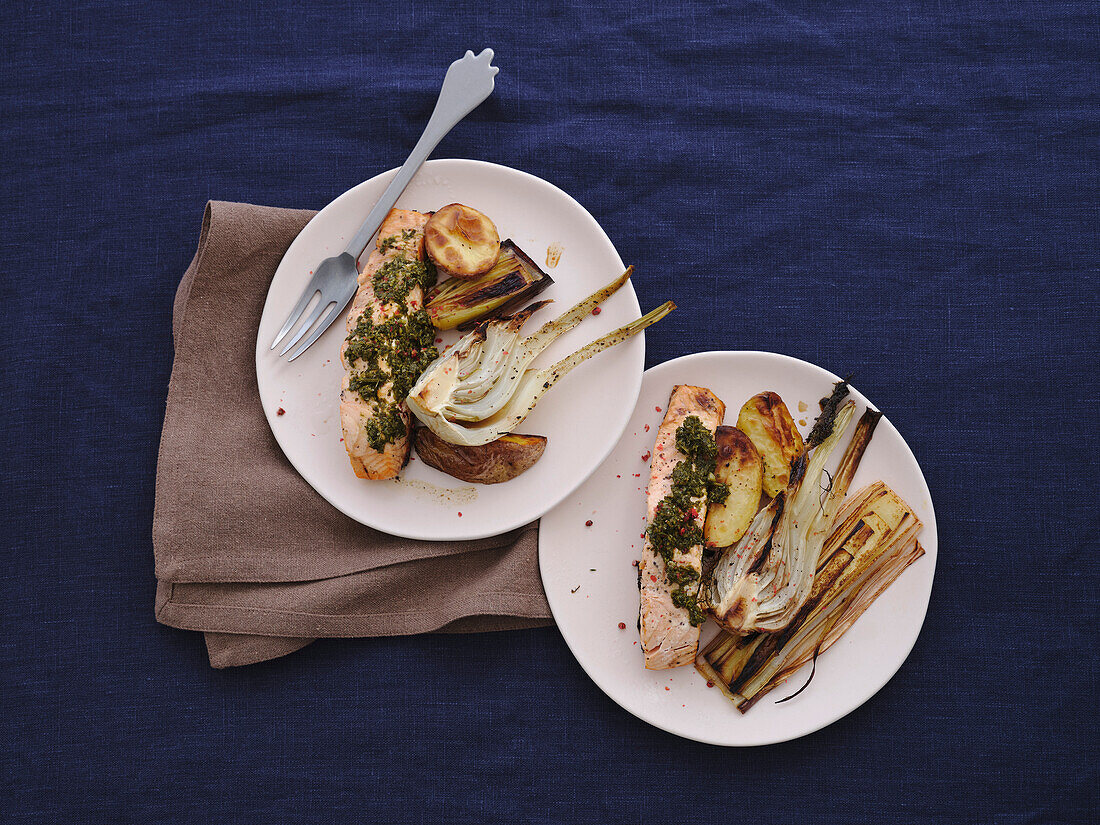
[
  {"xmin": 697, "ymin": 480, "xmax": 924, "ymax": 712},
  {"xmin": 424, "ymin": 240, "xmax": 553, "ymax": 330}
]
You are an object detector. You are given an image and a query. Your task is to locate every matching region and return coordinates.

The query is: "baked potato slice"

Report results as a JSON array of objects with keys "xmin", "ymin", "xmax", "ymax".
[
  {"xmin": 424, "ymin": 204, "xmax": 501, "ymax": 278},
  {"xmin": 736, "ymin": 392, "xmax": 804, "ymax": 498},
  {"xmin": 704, "ymin": 426, "xmax": 764, "ymax": 548},
  {"xmin": 414, "ymin": 429, "xmax": 546, "ymax": 484}
]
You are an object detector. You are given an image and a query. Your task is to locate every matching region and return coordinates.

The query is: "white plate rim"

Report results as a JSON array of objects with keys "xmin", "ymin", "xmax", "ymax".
[
  {"xmin": 255, "ymin": 158, "xmax": 644, "ymax": 541},
  {"xmin": 539, "ymin": 349, "xmax": 938, "ymax": 746}
]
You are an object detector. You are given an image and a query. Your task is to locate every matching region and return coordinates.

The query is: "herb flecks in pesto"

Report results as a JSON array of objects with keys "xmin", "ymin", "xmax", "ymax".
[
  {"xmin": 378, "ymin": 228, "xmax": 417, "ymax": 254},
  {"xmin": 372, "ymin": 257, "xmax": 437, "ymax": 306},
  {"xmin": 646, "ymin": 415, "xmax": 728, "ymax": 627},
  {"xmin": 365, "ymin": 405, "xmax": 406, "ymax": 451},
  {"xmin": 345, "ymin": 232, "xmax": 439, "ymax": 452}
]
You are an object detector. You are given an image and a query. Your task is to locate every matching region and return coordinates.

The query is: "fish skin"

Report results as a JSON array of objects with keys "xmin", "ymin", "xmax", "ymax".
[
  {"xmin": 340, "ymin": 209, "xmax": 430, "ymax": 480},
  {"xmin": 639, "ymin": 384, "xmax": 726, "ymax": 669}
]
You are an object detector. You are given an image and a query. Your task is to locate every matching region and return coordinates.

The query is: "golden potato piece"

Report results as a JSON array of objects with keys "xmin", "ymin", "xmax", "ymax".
[
  {"xmin": 414, "ymin": 429, "xmax": 546, "ymax": 484},
  {"xmin": 705, "ymin": 426, "xmax": 764, "ymax": 548},
  {"xmin": 424, "ymin": 204, "xmax": 501, "ymax": 278},
  {"xmin": 736, "ymin": 392, "xmax": 804, "ymax": 498}
]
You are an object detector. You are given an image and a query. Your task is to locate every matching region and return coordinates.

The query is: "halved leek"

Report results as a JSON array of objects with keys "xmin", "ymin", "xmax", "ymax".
[
  {"xmin": 697, "ymin": 480, "xmax": 924, "ymax": 712},
  {"xmin": 424, "ymin": 240, "xmax": 553, "ymax": 330}
]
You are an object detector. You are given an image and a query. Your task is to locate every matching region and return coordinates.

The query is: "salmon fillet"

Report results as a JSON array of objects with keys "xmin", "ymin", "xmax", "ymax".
[
  {"xmin": 340, "ymin": 209, "xmax": 431, "ymax": 480},
  {"xmin": 639, "ymin": 385, "xmax": 726, "ymax": 669}
]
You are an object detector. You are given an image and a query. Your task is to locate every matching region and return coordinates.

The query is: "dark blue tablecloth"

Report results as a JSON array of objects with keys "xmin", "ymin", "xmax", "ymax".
[{"xmin": 3, "ymin": 1, "xmax": 1097, "ymax": 822}]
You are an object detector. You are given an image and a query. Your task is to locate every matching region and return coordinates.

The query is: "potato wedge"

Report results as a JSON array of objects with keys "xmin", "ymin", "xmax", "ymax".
[
  {"xmin": 424, "ymin": 204, "xmax": 501, "ymax": 278},
  {"xmin": 705, "ymin": 426, "xmax": 764, "ymax": 548},
  {"xmin": 414, "ymin": 429, "xmax": 546, "ymax": 484},
  {"xmin": 736, "ymin": 392, "xmax": 804, "ymax": 498}
]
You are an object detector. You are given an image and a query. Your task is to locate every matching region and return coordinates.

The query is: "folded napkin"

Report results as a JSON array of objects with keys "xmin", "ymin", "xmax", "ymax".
[{"xmin": 153, "ymin": 201, "xmax": 552, "ymax": 668}]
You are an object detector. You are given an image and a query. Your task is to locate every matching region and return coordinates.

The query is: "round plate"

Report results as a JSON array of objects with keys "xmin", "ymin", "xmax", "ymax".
[
  {"xmin": 256, "ymin": 159, "xmax": 643, "ymax": 541},
  {"xmin": 539, "ymin": 351, "xmax": 937, "ymax": 746}
]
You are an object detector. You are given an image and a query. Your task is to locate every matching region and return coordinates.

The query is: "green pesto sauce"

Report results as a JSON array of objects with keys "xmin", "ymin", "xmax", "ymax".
[
  {"xmin": 345, "ymin": 242, "xmax": 439, "ymax": 452},
  {"xmin": 378, "ymin": 228, "xmax": 417, "ymax": 253},
  {"xmin": 372, "ymin": 256, "xmax": 436, "ymax": 305},
  {"xmin": 646, "ymin": 415, "xmax": 730, "ymax": 627},
  {"xmin": 364, "ymin": 405, "xmax": 407, "ymax": 451}
]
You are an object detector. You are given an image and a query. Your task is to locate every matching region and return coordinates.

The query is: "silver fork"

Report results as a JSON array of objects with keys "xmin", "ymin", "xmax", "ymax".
[{"xmin": 270, "ymin": 49, "xmax": 499, "ymax": 361}]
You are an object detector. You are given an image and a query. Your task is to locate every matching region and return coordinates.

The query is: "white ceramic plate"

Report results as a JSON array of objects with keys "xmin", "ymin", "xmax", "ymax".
[
  {"xmin": 256, "ymin": 159, "xmax": 643, "ymax": 541},
  {"xmin": 539, "ymin": 351, "xmax": 937, "ymax": 746}
]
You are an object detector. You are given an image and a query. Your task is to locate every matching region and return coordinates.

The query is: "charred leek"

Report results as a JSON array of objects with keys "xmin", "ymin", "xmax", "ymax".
[
  {"xmin": 407, "ymin": 267, "xmax": 675, "ymax": 446},
  {"xmin": 697, "ymin": 480, "xmax": 924, "ymax": 712},
  {"xmin": 424, "ymin": 240, "xmax": 553, "ymax": 330}
]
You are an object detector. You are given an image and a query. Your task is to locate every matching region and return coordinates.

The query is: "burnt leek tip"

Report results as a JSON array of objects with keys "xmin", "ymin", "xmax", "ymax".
[{"xmin": 807, "ymin": 377, "xmax": 851, "ymax": 448}]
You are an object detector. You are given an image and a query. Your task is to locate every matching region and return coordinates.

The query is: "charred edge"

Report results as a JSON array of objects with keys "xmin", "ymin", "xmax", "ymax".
[
  {"xmin": 464, "ymin": 325, "xmax": 489, "ymax": 344},
  {"xmin": 736, "ymin": 552, "xmax": 851, "ymax": 703},
  {"xmin": 449, "ymin": 240, "xmax": 554, "ymax": 331},
  {"xmin": 807, "ymin": 378, "xmax": 851, "ymax": 448},
  {"xmin": 502, "ymin": 238, "xmax": 549, "ymax": 276},
  {"xmin": 455, "ymin": 279, "xmax": 555, "ymax": 331},
  {"xmin": 746, "ymin": 494, "xmax": 785, "ymax": 577},
  {"xmin": 756, "ymin": 391, "xmax": 782, "ymax": 413},
  {"xmin": 466, "ymin": 271, "xmax": 528, "ymax": 304},
  {"xmin": 789, "ymin": 451, "xmax": 808, "ymax": 486},
  {"xmin": 729, "ymin": 629, "xmax": 783, "ymax": 696}
]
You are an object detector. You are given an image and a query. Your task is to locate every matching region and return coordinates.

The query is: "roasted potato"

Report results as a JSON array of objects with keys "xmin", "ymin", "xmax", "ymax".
[
  {"xmin": 424, "ymin": 204, "xmax": 501, "ymax": 278},
  {"xmin": 736, "ymin": 392, "xmax": 804, "ymax": 498},
  {"xmin": 705, "ymin": 426, "xmax": 764, "ymax": 548},
  {"xmin": 414, "ymin": 429, "xmax": 547, "ymax": 484}
]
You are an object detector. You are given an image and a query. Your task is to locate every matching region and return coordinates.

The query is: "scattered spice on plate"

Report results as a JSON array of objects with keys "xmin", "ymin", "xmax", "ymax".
[
  {"xmin": 641, "ymin": 452, "xmax": 650, "ymax": 462},
  {"xmin": 618, "ymin": 622, "xmax": 626, "ymax": 630},
  {"xmin": 591, "ymin": 306, "xmax": 601, "ymax": 315},
  {"xmin": 571, "ymin": 585, "xmax": 580, "ymax": 593},
  {"xmin": 585, "ymin": 519, "xmax": 593, "ymax": 527},
  {"xmin": 277, "ymin": 408, "xmax": 286, "ymax": 416}
]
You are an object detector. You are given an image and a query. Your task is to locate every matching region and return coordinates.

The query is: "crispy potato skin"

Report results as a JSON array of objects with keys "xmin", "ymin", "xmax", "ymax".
[
  {"xmin": 736, "ymin": 392, "xmax": 804, "ymax": 498},
  {"xmin": 424, "ymin": 204, "xmax": 501, "ymax": 278},
  {"xmin": 704, "ymin": 426, "xmax": 764, "ymax": 548},
  {"xmin": 414, "ymin": 429, "xmax": 547, "ymax": 484}
]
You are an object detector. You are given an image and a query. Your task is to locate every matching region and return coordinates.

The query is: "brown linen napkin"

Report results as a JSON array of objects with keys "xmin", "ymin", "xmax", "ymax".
[{"xmin": 153, "ymin": 201, "xmax": 552, "ymax": 668}]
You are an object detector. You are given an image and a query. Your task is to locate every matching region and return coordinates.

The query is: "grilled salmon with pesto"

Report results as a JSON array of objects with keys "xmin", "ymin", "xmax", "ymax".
[
  {"xmin": 639, "ymin": 385, "xmax": 727, "ymax": 669},
  {"xmin": 340, "ymin": 209, "xmax": 439, "ymax": 480}
]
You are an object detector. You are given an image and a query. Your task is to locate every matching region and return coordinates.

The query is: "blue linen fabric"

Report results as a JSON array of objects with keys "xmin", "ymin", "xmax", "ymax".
[{"xmin": 2, "ymin": 0, "xmax": 1097, "ymax": 822}]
